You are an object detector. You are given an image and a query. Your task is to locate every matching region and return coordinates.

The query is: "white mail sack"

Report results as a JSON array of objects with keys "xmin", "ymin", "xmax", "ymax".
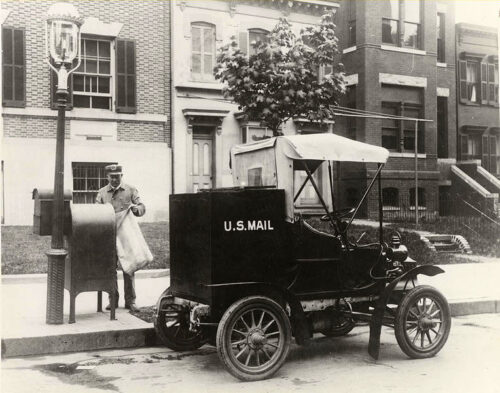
[{"xmin": 115, "ymin": 208, "xmax": 153, "ymax": 275}]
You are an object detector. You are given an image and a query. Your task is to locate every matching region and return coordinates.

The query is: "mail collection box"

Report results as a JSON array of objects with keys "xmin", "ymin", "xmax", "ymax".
[{"xmin": 65, "ymin": 204, "xmax": 117, "ymax": 323}]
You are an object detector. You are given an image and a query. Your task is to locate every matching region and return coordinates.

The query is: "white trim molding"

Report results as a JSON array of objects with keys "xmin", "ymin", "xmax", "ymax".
[
  {"xmin": 380, "ymin": 45, "xmax": 426, "ymax": 56},
  {"xmin": 380, "ymin": 73, "xmax": 427, "ymax": 88},
  {"xmin": 437, "ymin": 62, "xmax": 447, "ymax": 68},
  {"xmin": 81, "ymin": 17, "xmax": 123, "ymax": 37},
  {"xmin": 344, "ymin": 73, "xmax": 358, "ymax": 86},
  {"xmin": 1, "ymin": 9, "xmax": 11, "ymax": 24},
  {"xmin": 437, "ymin": 87, "xmax": 449, "ymax": 97},
  {"xmin": 342, "ymin": 46, "xmax": 356, "ymax": 54},
  {"xmin": 2, "ymin": 107, "xmax": 168, "ymax": 123}
]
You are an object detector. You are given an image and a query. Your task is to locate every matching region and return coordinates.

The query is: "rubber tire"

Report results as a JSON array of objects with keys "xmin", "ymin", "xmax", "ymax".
[
  {"xmin": 154, "ymin": 295, "xmax": 204, "ymax": 352},
  {"xmin": 216, "ymin": 296, "xmax": 292, "ymax": 381},
  {"xmin": 394, "ymin": 285, "xmax": 451, "ymax": 359}
]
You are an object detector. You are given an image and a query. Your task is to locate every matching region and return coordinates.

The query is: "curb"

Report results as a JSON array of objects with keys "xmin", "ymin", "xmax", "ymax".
[
  {"xmin": 1, "ymin": 269, "xmax": 170, "ymax": 284},
  {"xmin": 449, "ymin": 298, "xmax": 500, "ymax": 316},
  {"xmin": 2, "ymin": 298, "xmax": 498, "ymax": 358},
  {"xmin": 1, "ymin": 328, "xmax": 158, "ymax": 358}
]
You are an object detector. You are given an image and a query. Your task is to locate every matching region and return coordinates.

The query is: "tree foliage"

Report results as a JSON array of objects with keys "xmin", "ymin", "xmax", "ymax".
[{"xmin": 214, "ymin": 13, "xmax": 345, "ymax": 136}]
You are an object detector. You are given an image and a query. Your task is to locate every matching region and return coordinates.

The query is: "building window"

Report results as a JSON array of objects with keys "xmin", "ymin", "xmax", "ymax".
[
  {"xmin": 383, "ymin": 187, "xmax": 399, "ymax": 209},
  {"xmin": 73, "ymin": 38, "xmax": 112, "ymax": 110},
  {"xmin": 382, "ymin": 0, "xmax": 399, "ymax": 45},
  {"xmin": 410, "ymin": 187, "xmax": 426, "ymax": 207},
  {"xmin": 191, "ymin": 22, "xmax": 216, "ymax": 81},
  {"xmin": 465, "ymin": 61, "xmax": 480, "ymax": 103},
  {"xmin": 437, "ymin": 13, "xmax": 445, "ymax": 63},
  {"xmin": 319, "ymin": 64, "xmax": 333, "ymax": 81},
  {"xmin": 239, "ymin": 28, "xmax": 269, "ymax": 56},
  {"xmin": 381, "ymin": 104, "xmax": 399, "ymax": 151},
  {"xmin": 487, "ymin": 62, "xmax": 499, "ymax": 105},
  {"xmin": 382, "ymin": 0, "xmax": 421, "ymax": 49},
  {"xmin": 2, "ymin": 27, "xmax": 25, "ymax": 107},
  {"xmin": 468, "ymin": 134, "xmax": 482, "ymax": 159},
  {"xmin": 403, "ymin": 0, "xmax": 421, "ymax": 48},
  {"xmin": 382, "ymin": 102, "xmax": 424, "ymax": 153},
  {"xmin": 459, "ymin": 57, "xmax": 498, "ymax": 106},
  {"xmin": 49, "ymin": 38, "xmax": 135, "ymax": 113},
  {"xmin": 347, "ymin": 0, "xmax": 356, "ymax": 47},
  {"xmin": 437, "ymin": 97, "xmax": 448, "ymax": 158},
  {"xmin": 72, "ymin": 162, "xmax": 114, "ymax": 204},
  {"xmin": 249, "ymin": 29, "xmax": 268, "ymax": 56}
]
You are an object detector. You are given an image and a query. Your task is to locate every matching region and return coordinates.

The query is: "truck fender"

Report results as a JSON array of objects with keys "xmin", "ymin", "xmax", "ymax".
[
  {"xmin": 153, "ymin": 288, "xmax": 172, "ymax": 319},
  {"xmin": 368, "ymin": 265, "xmax": 444, "ymax": 360},
  {"xmin": 209, "ymin": 282, "xmax": 311, "ymax": 345}
]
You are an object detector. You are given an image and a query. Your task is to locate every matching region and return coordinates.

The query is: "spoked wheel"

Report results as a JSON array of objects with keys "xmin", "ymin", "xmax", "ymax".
[
  {"xmin": 320, "ymin": 305, "xmax": 356, "ymax": 337},
  {"xmin": 216, "ymin": 296, "xmax": 291, "ymax": 381},
  {"xmin": 395, "ymin": 285, "xmax": 451, "ymax": 359},
  {"xmin": 154, "ymin": 294, "xmax": 204, "ymax": 351}
]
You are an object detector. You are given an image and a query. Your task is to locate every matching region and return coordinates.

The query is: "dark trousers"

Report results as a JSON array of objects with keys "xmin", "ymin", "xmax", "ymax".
[{"xmin": 110, "ymin": 271, "xmax": 136, "ymax": 306}]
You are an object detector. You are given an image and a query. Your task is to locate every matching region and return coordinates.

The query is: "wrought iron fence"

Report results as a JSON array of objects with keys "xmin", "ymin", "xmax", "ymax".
[{"xmin": 381, "ymin": 194, "xmax": 499, "ymax": 248}]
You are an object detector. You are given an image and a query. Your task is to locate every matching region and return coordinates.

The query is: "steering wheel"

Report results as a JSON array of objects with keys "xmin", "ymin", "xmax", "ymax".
[{"xmin": 320, "ymin": 207, "xmax": 355, "ymax": 221}]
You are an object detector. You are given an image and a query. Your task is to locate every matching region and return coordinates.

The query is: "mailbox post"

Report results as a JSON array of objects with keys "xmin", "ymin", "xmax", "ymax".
[{"xmin": 44, "ymin": 3, "xmax": 83, "ymax": 324}]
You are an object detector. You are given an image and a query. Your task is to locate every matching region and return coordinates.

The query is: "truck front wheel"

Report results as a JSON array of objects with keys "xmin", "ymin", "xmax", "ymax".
[{"xmin": 394, "ymin": 285, "xmax": 451, "ymax": 359}]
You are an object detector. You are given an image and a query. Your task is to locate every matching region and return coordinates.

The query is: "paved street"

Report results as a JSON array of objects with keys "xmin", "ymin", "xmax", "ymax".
[{"xmin": 2, "ymin": 313, "xmax": 499, "ymax": 393}]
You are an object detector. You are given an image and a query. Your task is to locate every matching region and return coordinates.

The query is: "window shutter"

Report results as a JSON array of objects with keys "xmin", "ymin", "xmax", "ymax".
[
  {"xmin": 116, "ymin": 39, "xmax": 136, "ymax": 113},
  {"xmin": 50, "ymin": 62, "xmax": 73, "ymax": 110},
  {"xmin": 2, "ymin": 27, "xmax": 25, "ymax": 107},
  {"xmin": 239, "ymin": 31, "xmax": 248, "ymax": 55},
  {"xmin": 460, "ymin": 135, "xmax": 468, "ymax": 160},
  {"xmin": 487, "ymin": 64, "xmax": 495, "ymax": 104},
  {"xmin": 480, "ymin": 62, "xmax": 488, "ymax": 104},
  {"xmin": 458, "ymin": 60, "xmax": 467, "ymax": 103}
]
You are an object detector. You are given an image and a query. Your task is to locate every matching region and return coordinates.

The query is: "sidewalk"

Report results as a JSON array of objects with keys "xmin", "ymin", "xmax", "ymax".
[{"xmin": 2, "ymin": 263, "xmax": 500, "ymax": 358}]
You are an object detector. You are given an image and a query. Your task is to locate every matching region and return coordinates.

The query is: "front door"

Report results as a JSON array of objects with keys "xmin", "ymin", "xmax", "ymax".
[{"xmin": 192, "ymin": 131, "xmax": 213, "ymax": 192}]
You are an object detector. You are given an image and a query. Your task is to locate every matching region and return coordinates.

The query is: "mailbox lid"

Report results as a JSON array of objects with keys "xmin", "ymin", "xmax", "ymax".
[{"xmin": 32, "ymin": 188, "xmax": 72, "ymax": 236}]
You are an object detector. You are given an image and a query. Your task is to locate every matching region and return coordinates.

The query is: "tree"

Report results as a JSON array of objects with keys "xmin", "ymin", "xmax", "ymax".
[{"xmin": 214, "ymin": 13, "xmax": 345, "ymax": 136}]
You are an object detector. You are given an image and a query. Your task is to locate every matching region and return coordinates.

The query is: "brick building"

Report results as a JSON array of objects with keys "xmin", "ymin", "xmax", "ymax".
[
  {"xmin": 1, "ymin": 1, "xmax": 171, "ymax": 225},
  {"xmin": 331, "ymin": 0, "xmax": 458, "ymax": 219},
  {"xmin": 447, "ymin": 23, "xmax": 499, "ymax": 218}
]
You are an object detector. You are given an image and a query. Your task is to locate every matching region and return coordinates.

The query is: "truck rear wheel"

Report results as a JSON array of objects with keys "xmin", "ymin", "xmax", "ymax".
[
  {"xmin": 154, "ymin": 293, "xmax": 204, "ymax": 351},
  {"xmin": 394, "ymin": 285, "xmax": 451, "ymax": 359},
  {"xmin": 216, "ymin": 296, "xmax": 291, "ymax": 381}
]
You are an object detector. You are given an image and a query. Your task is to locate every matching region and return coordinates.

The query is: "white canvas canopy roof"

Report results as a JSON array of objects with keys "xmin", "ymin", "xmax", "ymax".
[
  {"xmin": 230, "ymin": 134, "xmax": 389, "ymax": 222},
  {"xmin": 231, "ymin": 133, "xmax": 389, "ymax": 163}
]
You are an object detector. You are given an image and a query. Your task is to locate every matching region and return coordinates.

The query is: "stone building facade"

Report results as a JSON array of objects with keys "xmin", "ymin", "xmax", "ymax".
[{"xmin": 171, "ymin": 0, "xmax": 340, "ymax": 213}]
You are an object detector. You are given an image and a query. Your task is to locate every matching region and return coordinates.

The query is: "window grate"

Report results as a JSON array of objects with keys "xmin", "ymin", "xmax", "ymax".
[{"xmin": 72, "ymin": 162, "xmax": 115, "ymax": 204}]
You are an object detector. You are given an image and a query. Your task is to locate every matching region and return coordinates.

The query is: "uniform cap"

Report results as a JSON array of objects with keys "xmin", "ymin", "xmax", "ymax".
[{"xmin": 105, "ymin": 164, "xmax": 122, "ymax": 175}]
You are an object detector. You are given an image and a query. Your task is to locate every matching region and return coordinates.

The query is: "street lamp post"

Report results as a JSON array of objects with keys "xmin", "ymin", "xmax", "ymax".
[{"xmin": 45, "ymin": 3, "xmax": 82, "ymax": 324}]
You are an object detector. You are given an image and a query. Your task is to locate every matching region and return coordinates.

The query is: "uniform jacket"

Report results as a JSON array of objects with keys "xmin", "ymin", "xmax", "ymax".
[{"xmin": 95, "ymin": 183, "xmax": 146, "ymax": 216}]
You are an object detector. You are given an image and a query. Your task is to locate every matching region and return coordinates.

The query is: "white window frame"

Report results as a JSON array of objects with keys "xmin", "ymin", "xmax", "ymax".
[
  {"xmin": 72, "ymin": 37, "xmax": 115, "ymax": 111},
  {"xmin": 191, "ymin": 22, "xmax": 216, "ymax": 82}
]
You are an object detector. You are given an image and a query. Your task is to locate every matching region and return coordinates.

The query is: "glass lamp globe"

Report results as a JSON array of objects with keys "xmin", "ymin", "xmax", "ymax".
[{"xmin": 46, "ymin": 3, "xmax": 83, "ymax": 64}]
